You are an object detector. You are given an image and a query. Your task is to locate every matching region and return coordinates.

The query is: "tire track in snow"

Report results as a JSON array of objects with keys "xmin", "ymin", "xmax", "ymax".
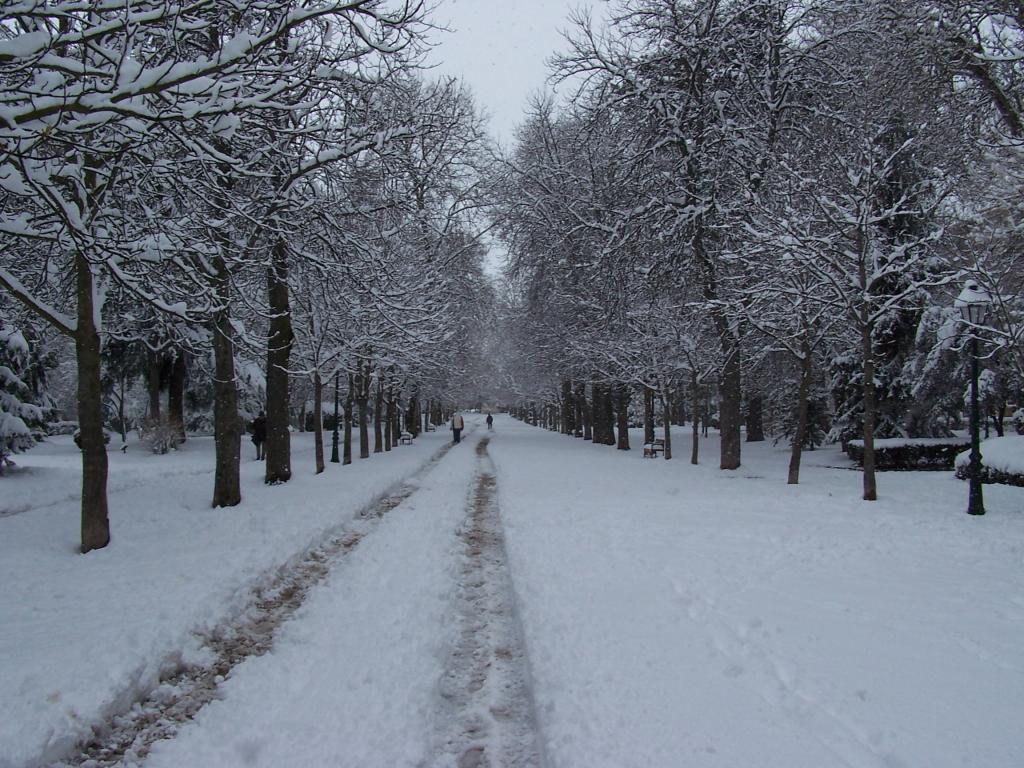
[
  {"xmin": 435, "ymin": 436, "xmax": 545, "ymax": 768},
  {"xmin": 51, "ymin": 438, "xmax": 459, "ymax": 768}
]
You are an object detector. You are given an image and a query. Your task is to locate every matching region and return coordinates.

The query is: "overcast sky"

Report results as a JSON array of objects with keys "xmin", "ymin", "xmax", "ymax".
[{"xmin": 425, "ymin": 0, "xmax": 606, "ymax": 146}]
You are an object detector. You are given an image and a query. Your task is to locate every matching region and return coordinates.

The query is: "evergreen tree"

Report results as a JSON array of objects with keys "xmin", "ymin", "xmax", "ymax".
[{"xmin": 0, "ymin": 324, "xmax": 52, "ymax": 472}]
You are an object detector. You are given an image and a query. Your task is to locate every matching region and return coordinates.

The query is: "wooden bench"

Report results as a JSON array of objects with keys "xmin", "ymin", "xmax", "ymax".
[
  {"xmin": 643, "ymin": 438, "xmax": 665, "ymax": 458},
  {"xmin": 399, "ymin": 432, "xmax": 414, "ymax": 446}
]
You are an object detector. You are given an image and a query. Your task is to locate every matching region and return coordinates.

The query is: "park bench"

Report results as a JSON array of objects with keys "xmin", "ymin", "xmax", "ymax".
[
  {"xmin": 399, "ymin": 431, "xmax": 414, "ymax": 445},
  {"xmin": 643, "ymin": 438, "xmax": 665, "ymax": 458}
]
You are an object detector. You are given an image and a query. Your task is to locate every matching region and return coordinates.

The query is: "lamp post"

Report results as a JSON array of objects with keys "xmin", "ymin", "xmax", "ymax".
[
  {"xmin": 955, "ymin": 280, "xmax": 991, "ymax": 516},
  {"xmin": 330, "ymin": 370, "xmax": 340, "ymax": 464}
]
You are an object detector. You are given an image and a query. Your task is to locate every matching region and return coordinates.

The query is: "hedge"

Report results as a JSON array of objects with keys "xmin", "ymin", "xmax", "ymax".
[
  {"xmin": 846, "ymin": 438, "xmax": 969, "ymax": 471},
  {"xmin": 955, "ymin": 464, "xmax": 1024, "ymax": 487}
]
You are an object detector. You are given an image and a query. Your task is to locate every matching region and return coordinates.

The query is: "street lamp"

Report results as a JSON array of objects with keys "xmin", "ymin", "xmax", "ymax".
[
  {"xmin": 955, "ymin": 280, "xmax": 991, "ymax": 516},
  {"xmin": 330, "ymin": 370, "xmax": 340, "ymax": 464}
]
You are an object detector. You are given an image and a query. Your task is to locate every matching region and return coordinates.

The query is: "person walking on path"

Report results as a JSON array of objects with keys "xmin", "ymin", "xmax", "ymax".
[
  {"xmin": 451, "ymin": 412, "xmax": 465, "ymax": 444},
  {"xmin": 486, "ymin": 413, "xmax": 493, "ymax": 430},
  {"xmin": 251, "ymin": 410, "xmax": 267, "ymax": 460}
]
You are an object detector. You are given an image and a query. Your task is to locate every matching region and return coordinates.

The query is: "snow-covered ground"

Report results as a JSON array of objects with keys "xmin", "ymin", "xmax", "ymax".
[
  {"xmin": 3, "ymin": 415, "xmax": 1023, "ymax": 767},
  {"xmin": 0, "ymin": 429, "xmax": 452, "ymax": 767},
  {"xmin": 489, "ymin": 419, "xmax": 1024, "ymax": 768}
]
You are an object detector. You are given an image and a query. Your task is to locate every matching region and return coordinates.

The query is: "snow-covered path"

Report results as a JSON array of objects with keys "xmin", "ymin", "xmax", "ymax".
[
  {"xmin": 130, "ymin": 428, "xmax": 543, "ymax": 768},
  {"xmin": 136, "ymin": 428, "xmax": 485, "ymax": 767},
  {"xmin": 433, "ymin": 435, "xmax": 544, "ymax": 768}
]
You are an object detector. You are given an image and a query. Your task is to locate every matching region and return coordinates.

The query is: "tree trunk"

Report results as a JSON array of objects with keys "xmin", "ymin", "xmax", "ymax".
[
  {"xmin": 592, "ymin": 380, "xmax": 615, "ymax": 445},
  {"xmin": 574, "ymin": 385, "xmax": 583, "ymax": 437},
  {"xmin": 562, "ymin": 379, "xmax": 575, "ymax": 436},
  {"xmin": 355, "ymin": 360, "xmax": 369, "ymax": 459},
  {"xmin": 719, "ymin": 342, "xmax": 742, "ymax": 469},
  {"xmin": 358, "ymin": 392, "xmax": 369, "ymax": 459},
  {"xmin": 616, "ymin": 384, "xmax": 630, "ymax": 450},
  {"xmin": 343, "ymin": 374, "xmax": 353, "ymax": 465},
  {"xmin": 990, "ymin": 405, "xmax": 1004, "ymax": 437},
  {"xmin": 644, "ymin": 386, "xmax": 655, "ymax": 445},
  {"xmin": 330, "ymin": 370, "xmax": 340, "ymax": 464},
  {"xmin": 76, "ymin": 253, "xmax": 110, "ymax": 553},
  {"xmin": 373, "ymin": 381, "xmax": 383, "ymax": 453},
  {"xmin": 117, "ymin": 376, "xmax": 128, "ymax": 444},
  {"xmin": 147, "ymin": 348, "xmax": 162, "ymax": 423},
  {"xmin": 603, "ymin": 384, "xmax": 616, "ymax": 445},
  {"xmin": 787, "ymin": 350, "xmax": 812, "ymax": 485},
  {"xmin": 745, "ymin": 394, "xmax": 764, "ymax": 442},
  {"xmin": 861, "ymin": 321, "xmax": 878, "ymax": 501},
  {"xmin": 589, "ymin": 382, "xmax": 601, "ymax": 442},
  {"xmin": 660, "ymin": 390, "xmax": 672, "ymax": 461},
  {"xmin": 264, "ymin": 237, "xmax": 292, "ymax": 485},
  {"xmin": 306, "ymin": 372, "xmax": 321, "ymax": 474},
  {"xmin": 211, "ymin": 267, "xmax": 241, "ymax": 507},
  {"xmin": 168, "ymin": 351, "xmax": 187, "ymax": 442},
  {"xmin": 207, "ymin": 135, "xmax": 242, "ymax": 504},
  {"xmin": 385, "ymin": 388, "xmax": 394, "ymax": 451},
  {"xmin": 690, "ymin": 373, "xmax": 700, "ymax": 466},
  {"xmin": 408, "ymin": 386, "xmax": 421, "ymax": 437},
  {"xmin": 696, "ymin": 212, "xmax": 741, "ymax": 469},
  {"xmin": 393, "ymin": 393, "xmax": 402, "ymax": 441}
]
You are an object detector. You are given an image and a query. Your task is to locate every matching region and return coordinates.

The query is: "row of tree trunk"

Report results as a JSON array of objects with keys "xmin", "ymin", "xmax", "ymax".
[
  {"xmin": 513, "ymin": 377, "xmax": 776, "ymax": 469},
  {"xmin": 144, "ymin": 349, "xmax": 188, "ymax": 442}
]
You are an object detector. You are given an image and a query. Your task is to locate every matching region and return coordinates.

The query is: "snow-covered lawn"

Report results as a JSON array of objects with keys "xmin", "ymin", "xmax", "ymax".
[
  {"xmin": 2, "ymin": 416, "xmax": 1022, "ymax": 767},
  {"xmin": 488, "ymin": 419, "xmax": 1024, "ymax": 768},
  {"xmin": 0, "ymin": 430, "xmax": 450, "ymax": 767}
]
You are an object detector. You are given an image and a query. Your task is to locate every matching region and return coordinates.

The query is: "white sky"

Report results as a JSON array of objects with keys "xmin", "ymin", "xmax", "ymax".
[{"xmin": 424, "ymin": 0, "xmax": 606, "ymax": 146}]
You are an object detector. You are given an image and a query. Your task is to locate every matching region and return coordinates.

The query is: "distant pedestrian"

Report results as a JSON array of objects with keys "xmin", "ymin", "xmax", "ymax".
[
  {"xmin": 251, "ymin": 410, "xmax": 267, "ymax": 460},
  {"xmin": 451, "ymin": 412, "xmax": 465, "ymax": 444},
  {"xmin": 486, "ymin": 413, "xmax": 493, "ymax": 430}
]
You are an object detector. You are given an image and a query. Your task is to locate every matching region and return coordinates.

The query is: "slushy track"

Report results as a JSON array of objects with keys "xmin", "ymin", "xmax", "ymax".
[
  {"xmin": 54, "ymin": 437, "xmax": 460, "ymax": 768},
  {"xmin": 435, "ymin": 436, "xmax": 546, "ymax": 768}
]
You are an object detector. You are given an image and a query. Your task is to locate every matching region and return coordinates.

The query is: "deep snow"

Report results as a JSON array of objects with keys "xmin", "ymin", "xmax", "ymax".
[{"xmin": 2, "ymin": 416, "xmax": 1023, "ymax": 767}]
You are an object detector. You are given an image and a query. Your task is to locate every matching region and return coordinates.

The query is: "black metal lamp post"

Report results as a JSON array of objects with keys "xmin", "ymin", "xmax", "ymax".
[
  {"xmin": 330, "ymin": 369, "xmax": 340, "ymax": 464},
  {"xmin": 955, "ymin": 280, "xmax": 991, "ymax": 516}
]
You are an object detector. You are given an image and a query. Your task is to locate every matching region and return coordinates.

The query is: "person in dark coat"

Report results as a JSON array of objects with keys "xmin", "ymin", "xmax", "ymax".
[
  {"xmin": 486, "ymin": 413, "xmax": 493, "ymax": 430},
  {"xmin": 252, "ymin": 410, "xmax": 267, "ymax": 460}
]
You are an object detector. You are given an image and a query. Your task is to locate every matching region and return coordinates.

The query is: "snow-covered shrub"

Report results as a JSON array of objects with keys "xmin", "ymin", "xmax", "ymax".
[
  {"xmin": 46, "ymin": 420, "xmax": 79, "ymax": 436},
  {"xmin": 955, "ymin": 436, "xmax": 1024, "ymax": 487},
  {"xmin": 185, "ymin": 411, "xmax": 215, "ymax": 435},
  {"xmin": 846, "ymin": 437, "xmax": 970, "ymax": 470},
  {"xmin": 1011, "ymin": 409, "xmax": 1024, "ymax": 436},
  {"xmin": 137, "ymin": 417, "xmax": 182, "ymax": 455},
  {"xmin": 1, "ymin": 325, "xmax": 51, "ymax": 473}
]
